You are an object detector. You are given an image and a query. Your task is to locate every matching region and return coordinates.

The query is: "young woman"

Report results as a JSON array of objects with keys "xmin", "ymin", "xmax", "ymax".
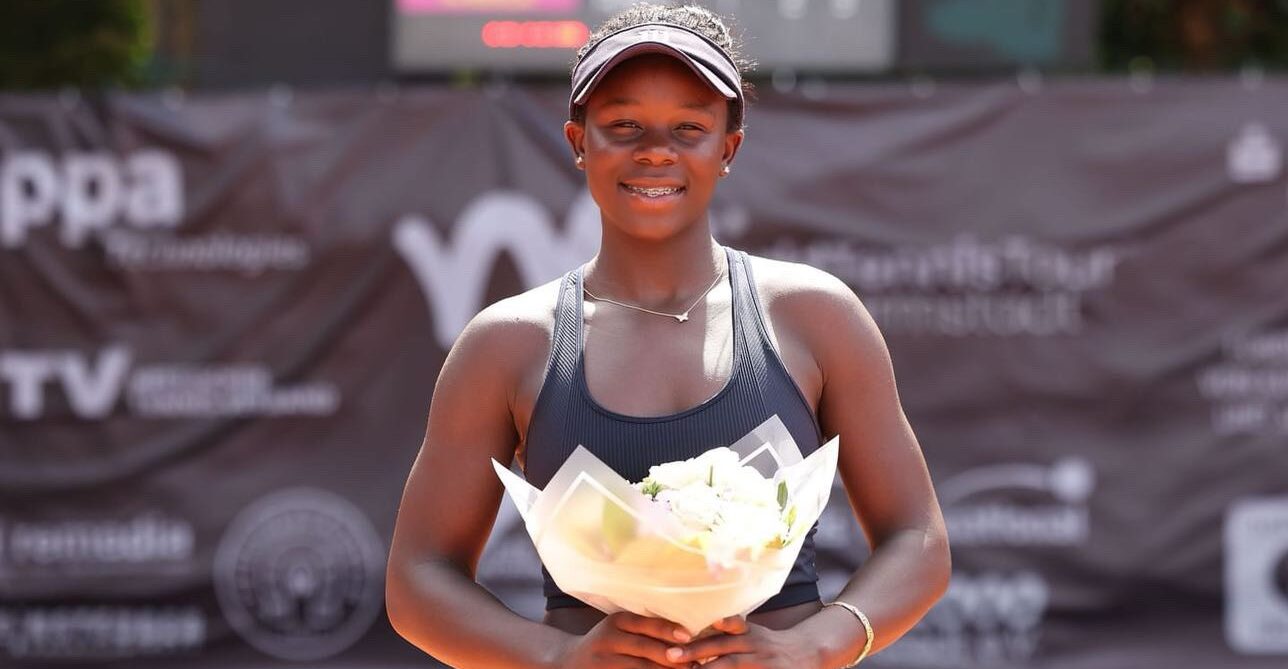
[{"xmin": 386, "ymin": 5, "xmax": 949, "ymax": 668}]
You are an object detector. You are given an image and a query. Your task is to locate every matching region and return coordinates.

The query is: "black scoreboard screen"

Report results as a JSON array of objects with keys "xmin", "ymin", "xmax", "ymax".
[{"xmin": 392, "ymin": 0, "xmax": 894, "ymax": 73}]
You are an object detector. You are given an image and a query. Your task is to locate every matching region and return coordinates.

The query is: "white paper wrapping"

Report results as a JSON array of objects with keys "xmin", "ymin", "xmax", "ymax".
[{"xmin": 492, "ymin": 414, "xmax": 840, "ymax": 634}]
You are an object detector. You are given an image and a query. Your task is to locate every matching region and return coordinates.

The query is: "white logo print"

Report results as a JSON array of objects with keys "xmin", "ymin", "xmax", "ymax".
[
  {"xmin": 939, "ymin": 457, "xmax": 1096, "ymax": 546},
  {"xmin": 213, "ymin": 488, "xmax": 387, "ymax": 662},
  {"xmin": 393, "ymin": 190, "xmax": 601, "ymax": 348},
  {"xmin": 1225, "ymin": 496, "xmax": 1288, "ymax": 654},
  {"xmin": 393, "ymin": 189, "xmax": 754, "ymax": 348},
  {"xmin": 1227, "ymin": 122, "xmax": 1282, "ymax": 184},
  {"xmin": 0, "ymin": 151, "xmax": 182, "ymax": 248}
]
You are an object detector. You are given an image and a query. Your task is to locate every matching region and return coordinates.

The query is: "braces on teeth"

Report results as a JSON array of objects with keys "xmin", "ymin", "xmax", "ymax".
[{"xmin": 628, "ymin": 185, "xmax": 682, "ymax": 196}]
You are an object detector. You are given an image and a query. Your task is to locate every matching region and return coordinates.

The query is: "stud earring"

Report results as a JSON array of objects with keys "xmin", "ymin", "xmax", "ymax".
[
  {"xmin": 719, "ymin": 163, "xmax": 731, "ymax": 177},
  {"xmin": 575, "ymin": 155, "xmax": 585, "ymax": 169}
]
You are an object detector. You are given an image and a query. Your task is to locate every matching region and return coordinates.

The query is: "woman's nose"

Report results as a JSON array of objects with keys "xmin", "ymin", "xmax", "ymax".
[{"xmin": 632, "ymin": 129, "xmax": 678, "ymax": 166}]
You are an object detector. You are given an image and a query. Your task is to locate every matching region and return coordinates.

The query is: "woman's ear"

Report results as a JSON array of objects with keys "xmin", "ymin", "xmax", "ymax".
[
  {"xmin": 564, "ymin": 120, "xmax": 586, "ymax": 163},
  {"xmin": 721, "ymin": 128, "xmax": 745, "ymax": 169}
]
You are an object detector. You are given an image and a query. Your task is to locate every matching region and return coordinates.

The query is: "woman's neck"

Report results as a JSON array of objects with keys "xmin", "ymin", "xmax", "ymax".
[{"xmin": 586, "ymin": 224, "xmax": 725, "ymax": 306}]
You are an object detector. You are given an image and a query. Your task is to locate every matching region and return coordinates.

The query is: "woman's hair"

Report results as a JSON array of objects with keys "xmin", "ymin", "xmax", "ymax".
[{"xmin": 570, "ymin": 2, "xmax": 755, "ymax": 131}]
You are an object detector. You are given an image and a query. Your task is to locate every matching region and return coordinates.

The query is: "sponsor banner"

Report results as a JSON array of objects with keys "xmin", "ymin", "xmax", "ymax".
[{"xmin": 2, "ymin": 78, "xmax": 1288, "ymax": 667}]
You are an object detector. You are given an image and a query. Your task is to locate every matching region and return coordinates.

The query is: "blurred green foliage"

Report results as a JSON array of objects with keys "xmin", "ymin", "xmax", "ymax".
[
  {"xmin": 1101, "ymin": 0, "xmax": 1288, "ymax": 71},
  {"xmin": 0, "ymin": 0, "xmax": 151, "ymax": 90}
]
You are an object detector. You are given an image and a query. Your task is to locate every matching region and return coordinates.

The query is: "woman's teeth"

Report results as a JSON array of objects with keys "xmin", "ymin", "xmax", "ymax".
[{"xmin": 624, "ymin": 185, "xmax": 683, "ymax": 197}]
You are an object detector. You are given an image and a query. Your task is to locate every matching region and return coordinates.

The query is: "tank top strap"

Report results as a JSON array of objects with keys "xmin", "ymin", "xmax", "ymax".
[
  {"xmin": 726, "ymin": 247, "xmax": 774, "ymax": 366},
  {"xmin": 545, "ymin": 268, "xmax": 584, "ymax": 396}
]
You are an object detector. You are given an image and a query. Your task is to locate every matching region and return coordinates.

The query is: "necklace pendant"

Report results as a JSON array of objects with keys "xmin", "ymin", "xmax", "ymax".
[{"xmin": 675, "ymin": 312, "xmax": 689, "ymax": 323}]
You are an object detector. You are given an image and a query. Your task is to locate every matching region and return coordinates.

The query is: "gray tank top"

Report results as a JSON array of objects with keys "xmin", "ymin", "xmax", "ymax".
[{"xmin": 523, "ymin": 246, "xmax": 824, "ymax": 611}]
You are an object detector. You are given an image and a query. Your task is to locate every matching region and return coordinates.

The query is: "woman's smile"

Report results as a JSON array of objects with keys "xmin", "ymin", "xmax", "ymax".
[{"xmin": 620, "ymin": 181, "xmax": 687, "ymax": 205}]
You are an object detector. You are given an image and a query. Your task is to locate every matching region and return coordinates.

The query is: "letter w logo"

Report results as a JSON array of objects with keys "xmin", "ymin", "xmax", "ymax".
[{"xmin": 393, "ymin": 190, "xmax": 600, "ymax": 348}]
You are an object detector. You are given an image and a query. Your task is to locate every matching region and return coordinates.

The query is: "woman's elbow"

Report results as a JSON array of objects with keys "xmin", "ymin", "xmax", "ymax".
[
  {"xmin": 925, "ymin": 526, "xmax": 952, "ymax": 601},
  {"xmin": 385, "ymin": 560, "xmax": 412, "ymax": 637}
]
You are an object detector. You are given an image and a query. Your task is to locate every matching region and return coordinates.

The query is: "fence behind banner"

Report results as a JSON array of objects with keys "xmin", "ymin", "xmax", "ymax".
[{"xmin": 1, "ymin": 78, "xmax": 1287, "ymax": 668}]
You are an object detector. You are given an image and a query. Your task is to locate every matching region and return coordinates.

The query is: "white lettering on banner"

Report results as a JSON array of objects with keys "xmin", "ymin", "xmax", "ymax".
[
  {"xmin": 0, "ymin": 346, "xmax": 339, "ymax": 420},
  {"xmin": 761, "ymin": 236, "xmax": 1124, "ymax": 337},
  {"xmin": 0, "ymin": 605, "xmax": 204, "ymax": 659},
  {"xmin": 1198, "ymin": 329, "xmax": 1288, "ymax": 436},
  {"xmin": 0, "ymin": 151, "xmax": 182, "ymax": 248},
  {"xmin": 1225, "ymin": 497, "xmax": 1288, "ymax": 654},
  {"xmin": 944, "ymin": 503, "xmax": 1088, "ymax": 546},
  {"xmin": 0, "ymin": 346, "xmax": 132, "ymax": 419},
  {"xmin": 871, "ymin": 459, "xmax": 1094, "ymax": 666},
  {"xmin": 101, "ymin": 231, "xmax": 310, "ymax": 273},
  {"xmin": 393, "ymin": 190, "xmax": 601, "ymax": 347},
  {"xmin": 874, "ymin": 571, "xmax": 1049, "ymax": 667},
  {"xmin": 0, "ymin": 515, "xmax": 193, "ymax": 570},
  {"xmin": 127, "ymin": 365, "xmax": 338, "ymax": 417},
  {"xmin": 938, "ymin": 458, "xmax": 1096, "ymax": 547}
]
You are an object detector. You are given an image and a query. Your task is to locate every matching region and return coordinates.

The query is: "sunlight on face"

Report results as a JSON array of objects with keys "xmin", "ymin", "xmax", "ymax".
[{"xmin": 570, "ymin": 54, "xmax": 743, "ymax": 242}]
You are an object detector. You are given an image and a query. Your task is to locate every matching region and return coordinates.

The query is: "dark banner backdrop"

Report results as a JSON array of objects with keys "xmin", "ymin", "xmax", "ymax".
[{"xmin": 1, "ymin": 78, "xmax": 1287, "ymax": 668}]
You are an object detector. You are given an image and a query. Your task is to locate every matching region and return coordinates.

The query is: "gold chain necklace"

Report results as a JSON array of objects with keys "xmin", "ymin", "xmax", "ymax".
[{"xmin": 582, "ymin": 260, "xmax": 727, "ymax": 323}]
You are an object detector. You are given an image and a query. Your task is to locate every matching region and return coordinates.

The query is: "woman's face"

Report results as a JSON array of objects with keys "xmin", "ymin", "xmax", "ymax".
[{"xmin": 565, "ymin": 54, "xmax": 743, "ymax": 242}]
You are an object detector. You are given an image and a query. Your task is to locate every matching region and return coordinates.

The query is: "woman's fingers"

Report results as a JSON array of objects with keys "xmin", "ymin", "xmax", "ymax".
[
  {"xmin": 617, "ymin": 632, "xmax": 688, "ymax": 666},
  {"xmin": 671, "ymin": 632, "xmax": 753, "ymax": 664},
  {"xmin": 602, "ymin": 613, "xmax": 692, "ymax": 666},
  {"xmin": 613, "ymin": 612, "xmax": 693, "ymax": 643},
  {"xmin": 710, "ymin": 616, "xmax": 748, "ymax": 635}
]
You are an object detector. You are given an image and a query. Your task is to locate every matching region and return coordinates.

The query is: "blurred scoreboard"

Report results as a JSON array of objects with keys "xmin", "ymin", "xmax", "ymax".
[{"xmin": 392, "ymin": 0, "xmax": 895, "ymax": 73}]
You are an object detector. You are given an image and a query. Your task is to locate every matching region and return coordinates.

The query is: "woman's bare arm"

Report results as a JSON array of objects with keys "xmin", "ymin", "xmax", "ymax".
[
  {"xmin": 386, "ymin": 294, "xmax": 691, "ymax": 669},
  {"xmin": 787, "ymin": 268, "xmax": 952, "ymax": 665},
  {"xmin": 644, "ymin": 261, "xmax": 951, "ymax": 669},
  {"xmin": 385, "ymin": 300, "xmax": 568, "ymax": 668}
]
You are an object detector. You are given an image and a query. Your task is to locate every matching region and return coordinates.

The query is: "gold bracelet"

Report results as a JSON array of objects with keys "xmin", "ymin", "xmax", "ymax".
[{"xmin": 822, "ymin": 601, "xmax": 874, "ymax": 667}]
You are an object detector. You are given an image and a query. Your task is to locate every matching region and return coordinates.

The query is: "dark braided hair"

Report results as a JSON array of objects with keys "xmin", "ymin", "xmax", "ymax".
[{"xmin": 570, "ymin": 2, "xmax": 754, "ymax": 131}]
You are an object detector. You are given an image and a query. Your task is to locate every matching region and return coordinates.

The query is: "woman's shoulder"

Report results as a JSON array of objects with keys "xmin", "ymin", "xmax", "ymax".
[
  {"xmin": 449, "ymin": 277, "xmax": 564, "ymax": 375},
  {"xmin": 742, "ymin": 251, "xmax": 863, "ymax": 313},
  {"xmin": 741, "ymin": 251, "xmax": 885, "ymax": 357}
]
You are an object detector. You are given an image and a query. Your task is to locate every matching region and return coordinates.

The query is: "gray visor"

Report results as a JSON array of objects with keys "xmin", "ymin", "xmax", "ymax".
[{"xmin": 569, "ymin": 23, "xmax": 743, "ymax": 122}]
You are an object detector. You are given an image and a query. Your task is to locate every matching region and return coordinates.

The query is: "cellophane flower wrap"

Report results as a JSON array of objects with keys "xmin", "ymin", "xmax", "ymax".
[{"xmin": 491, "ymin": 415, "xmax": 840, "ymax": 634}]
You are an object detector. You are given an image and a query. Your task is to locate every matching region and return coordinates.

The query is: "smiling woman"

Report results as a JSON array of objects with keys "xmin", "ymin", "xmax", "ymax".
[
  {"xmin": 567, "ymin": 50, "xmax": 740, "ymax": 244},
  {"xmin": 385, "ymin": 4, "xmax": 951, "ymax": 669}
]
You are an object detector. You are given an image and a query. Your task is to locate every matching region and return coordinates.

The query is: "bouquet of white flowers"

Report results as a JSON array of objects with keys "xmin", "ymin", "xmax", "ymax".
[{"xmin": 492, "ymin": 414, "xmax": 839, "ymax": 635}]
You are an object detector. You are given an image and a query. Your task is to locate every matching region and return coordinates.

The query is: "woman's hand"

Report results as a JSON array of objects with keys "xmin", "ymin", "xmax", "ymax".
[
  {"xmin": 668, "ymin": 616, "xmax": 823, "ymax": 669},
  {"xmin": 553, "ymin": 611, "xmax": 697, "ymax": 669}
]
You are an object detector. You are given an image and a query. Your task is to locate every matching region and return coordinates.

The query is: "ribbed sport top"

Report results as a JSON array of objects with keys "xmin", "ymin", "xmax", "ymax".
[{"xmin": 522, "ymin": 246, "xmax": 824, "ymax": 611}]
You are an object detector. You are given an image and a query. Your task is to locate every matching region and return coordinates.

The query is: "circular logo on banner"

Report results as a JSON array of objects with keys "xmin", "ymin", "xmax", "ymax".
[{"xmin": 213, "ymin": 487, "xmax": 386, "ymax": 661}]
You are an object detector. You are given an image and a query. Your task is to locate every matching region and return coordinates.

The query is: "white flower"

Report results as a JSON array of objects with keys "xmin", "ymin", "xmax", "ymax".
[
  {"xmin": 633, "ymin": 446, "xmax": 794, "ymax": 566},
  {"xmin": 641, "ymin": 447, "xmax": 740, "ymax": 491}
]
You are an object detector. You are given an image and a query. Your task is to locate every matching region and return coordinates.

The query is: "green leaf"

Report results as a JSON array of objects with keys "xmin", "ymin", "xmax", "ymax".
[{"xmin": 777, "ymin": 481, "xmax": 788, "ymax": 511}]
